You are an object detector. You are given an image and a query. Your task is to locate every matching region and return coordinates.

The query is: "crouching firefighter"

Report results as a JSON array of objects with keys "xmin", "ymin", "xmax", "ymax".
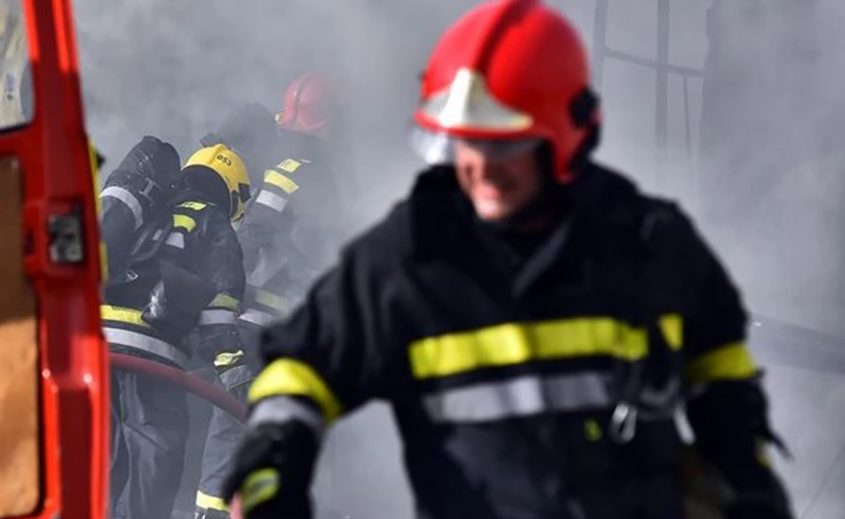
[
  {"xmin": 195, "ymin": 72, "xmax": 339, "ymax": 519},
  {"xmin": 103, "ymin": 142, "xmax": 251, "ymax": 519},
  {"xmin": 222, "ymin": 1, "xmax": 794, "ymax": 519}
]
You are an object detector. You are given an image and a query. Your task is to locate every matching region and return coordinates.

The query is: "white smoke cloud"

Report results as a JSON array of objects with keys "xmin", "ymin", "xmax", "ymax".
[{"xmin": 72, "ymin": 0, "xmax": 845, "ymax": 517}]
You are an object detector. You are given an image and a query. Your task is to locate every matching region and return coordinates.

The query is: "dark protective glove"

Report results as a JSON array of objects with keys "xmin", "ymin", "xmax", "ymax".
[
  {"xmin": 725, "ymin": 496, "xmax": 793, "ymax": 519},
  {"xmin": 201, "ymin": 103, "xmax": 279, "ymax": 185},
  {"xmin": 686, "ymin": 379, "xmax": 792, "ymax": 506},
  {"xmin": 222, "ymin": 421, "xmax": 318, "ymax": 519}
]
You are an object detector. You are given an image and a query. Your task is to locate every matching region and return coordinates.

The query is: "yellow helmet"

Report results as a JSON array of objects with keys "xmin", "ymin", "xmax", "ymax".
[{"xmin": 183, "ymin": 144, "xmax": 251, "ymax": 221}]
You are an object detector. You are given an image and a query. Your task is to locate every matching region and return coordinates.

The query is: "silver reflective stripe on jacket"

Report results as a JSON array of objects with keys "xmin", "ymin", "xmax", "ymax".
[
  {"xmin": 198, "ymin": 308, "xmax": 238, "ymax": 326},
  {"xmin": 164, "ymin": 231, "xmax": 185, "ymax": 249},
  {"xmin": 423, "ymin": 372, "xmax": 614, "ymax": 423},
  {"xmin": 255, "ymin": 190, "xmax": 288, "ymax": 213},
  {"xmin": 249, "ymin": 395, "xmax": 325, "ymax": 436},
  {"xmin": 101, "ymin": 186, "xmax": 144, "ymax": 230},
  {"xmin": 104, "ymin": 327, "xmax": 189, "ymax": 368},
  {"xmin": 239, "ymin": 308, "xmax": 278, "ymax": 328}
]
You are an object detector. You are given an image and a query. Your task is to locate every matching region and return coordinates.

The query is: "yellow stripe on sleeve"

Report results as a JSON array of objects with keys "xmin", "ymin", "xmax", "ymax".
[
  {"xmin": 685, "ymin": 342, "xmax": 757, "ymax": 384},
  {"xmin": 248, "ymin": 358, "xmax": 342, "ymax": 422}
]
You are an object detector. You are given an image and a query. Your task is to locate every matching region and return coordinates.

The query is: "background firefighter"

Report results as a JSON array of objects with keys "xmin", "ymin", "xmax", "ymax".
[
  {"xmin": 233, "ymin": 71, "xmax": 341, "ymax": 341},
  {"xmin": 221, "ymin": 1, "xmax": 793, "ymax": 518},
  {"xmin": 103, "ymin": 140, "xmax": 250, "ymax": 519},
  {"xmin": 195, "ymin": 72, "xmax": 341, "ymax": 519}
]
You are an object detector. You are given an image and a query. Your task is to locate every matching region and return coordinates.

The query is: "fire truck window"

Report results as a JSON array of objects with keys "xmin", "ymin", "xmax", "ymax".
[
  {"xmin": 0, "ymin": 0, "xmax": 32, "ymax": 130},
  {"xmin": 0, "ymin": 155, "xmax": 39, "ymax": 515}
]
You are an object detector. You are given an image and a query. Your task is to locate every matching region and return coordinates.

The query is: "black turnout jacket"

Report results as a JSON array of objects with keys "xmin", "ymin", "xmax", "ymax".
[
  {"xmin": 102, "ymin": 198, "xmax": 245, "ymax": 368},
  {"xmin": 248, "ymin": 163, "xmax": 789, "ymax": 519}
]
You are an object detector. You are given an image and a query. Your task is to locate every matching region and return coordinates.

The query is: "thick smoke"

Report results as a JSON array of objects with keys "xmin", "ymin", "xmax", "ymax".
[{"xmin": 72, "ymin": 0, "xmax": 844, "ymax": 517}]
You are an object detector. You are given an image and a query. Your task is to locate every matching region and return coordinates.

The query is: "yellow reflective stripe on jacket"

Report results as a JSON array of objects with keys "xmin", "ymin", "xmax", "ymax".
[
  {"xmin": 89, "ymin": 139, "xmax": 108, "ymax": 282},
  {"xmin": 179, "ymin": 201, "xmax": 208, "ymax": 211},
  {"xmin": 214, "ymin": 350, "xmax": 244, "ymax": 368},
  {"xmin": 101, "ymin": 305, "xmax": 149, "ymax": 328},
  {"xmin": 249, "ymin": 358, "xmax": 342, "ymax": 422},
  {"xmin": 755, "ymin": 438, "xmax": 774, "ymax": 469},
  {"xmin": 172, "ymin": 214, "xmax": 197, "ymax": 232},
  {"xmin": 196, "ymin": 490, "xmax": 228, "ymax": 512},
  {"xmin": 255, "ymin": 289, "xmax": 289, "ymax": 313},
  {"xmin": 100, "ymin": 242, "xmax": 109, "ymax": 282},
  {"xmin": 659, "ymin": 313, "xmax": 683, "ymax": 351},
  {"xmin": 685, "ymin": 342, "xmax": 757, "ymax": 383},
  {"xmin": 264, "ymin": 170, "xmax": 299, "ymax": 194},
  {"xmin": 409, "ymin": 317, "xmax": 648, "ymax": 380},
  {"xmin": 277, "ymin": 158, "xmax": 302, "ymax": 174},
  {"xmin": 209, "ymin": 293, "xmax": 240, "ymax": 311}
]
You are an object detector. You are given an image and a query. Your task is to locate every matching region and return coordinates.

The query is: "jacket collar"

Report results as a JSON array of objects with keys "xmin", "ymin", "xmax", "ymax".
[
  {"xmin": 406, "ymin": 165, "xmax": 471, "ymax": 261},
  {"xmin": 405, "ymin": 162, "xmax": 644, "ymax": 291}
]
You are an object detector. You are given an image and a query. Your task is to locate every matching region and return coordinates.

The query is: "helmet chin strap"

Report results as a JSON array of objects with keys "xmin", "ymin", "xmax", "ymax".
[{"xmin": 567, "ymin": 123, "xmax": 601, "ymax": 174}]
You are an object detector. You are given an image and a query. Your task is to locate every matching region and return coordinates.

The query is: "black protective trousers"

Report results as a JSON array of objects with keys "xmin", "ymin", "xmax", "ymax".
[
  {"xmin": 196, "ymin": 363, "xmax": 255, "ymax": 518},
  {"xmin": 110, "ymin": 369, "xmax": 189, "ymax": 519}
]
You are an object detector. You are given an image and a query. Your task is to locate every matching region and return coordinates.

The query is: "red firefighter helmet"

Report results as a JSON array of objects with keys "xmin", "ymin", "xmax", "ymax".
[
  {"xmin": 413, "ymin": 0, "xmax": 600, "ymax": 182},
  {"xmin": 276, "ymin": 72, "xmax": 335, "ymax": 137}
]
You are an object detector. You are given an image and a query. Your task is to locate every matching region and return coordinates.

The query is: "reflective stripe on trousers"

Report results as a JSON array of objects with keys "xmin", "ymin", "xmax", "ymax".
[
  {"xmin": 104, "ymin": 327, "xmax": 189, "ymax": 368},
  {"xmin": 196, "ymin": 490, "xmax": 228, "ymax": 513}
]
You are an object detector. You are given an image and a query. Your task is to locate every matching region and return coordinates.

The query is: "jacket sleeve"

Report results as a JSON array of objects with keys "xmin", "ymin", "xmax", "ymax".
[
  {"xmin": 244, "ymin": 240, "xmax": 391, "ymax": 479},
  {"xmin": 670, "ymin": 209, "xmax": 791, "ymax": 512},
  {"xmin": 238, "ymin": 166, "xmax": 302, "ymax": 279},
  {"xmin": 190, "ymin": 208, "xmax": 247, "ymax": 366},
  {"xmin": 220, "ymin": 212, "xmax": 391, "ymax": 517}
]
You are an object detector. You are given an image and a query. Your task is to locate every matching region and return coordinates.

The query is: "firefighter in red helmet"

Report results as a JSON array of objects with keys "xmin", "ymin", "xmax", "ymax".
[
  {"xmin": 195, "ymin": 72, "xmax": 341, "ymax": 519},
  {"xmin": 224, "ymin": 1, "xmax": 793, "ymax": 518},
  {"xmin": 275, "ymin": 71, "xmax": 335, "ymax": 138},
  {"xmin": 235, "ymin": 70, "xmax": 341, "ymax": 336}
]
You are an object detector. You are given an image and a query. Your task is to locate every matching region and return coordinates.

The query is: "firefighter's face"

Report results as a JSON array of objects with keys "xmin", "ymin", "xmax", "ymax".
[{"xmin": 454, "ymin": 140, "xmax": 543, "ymax": 223}]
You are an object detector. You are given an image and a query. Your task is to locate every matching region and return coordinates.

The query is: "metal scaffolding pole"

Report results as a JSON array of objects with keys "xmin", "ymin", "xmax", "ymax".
[
  {"xmin": 592, "ymin": 0, "xmax": 702, "ymax": 168},
  {"xmin": 592, "ymin": 0, "xmax": 609, "ymax": 88},
  {"xmin": 656, "ymin": 0, "xmax": 671, "ymax": 165}
]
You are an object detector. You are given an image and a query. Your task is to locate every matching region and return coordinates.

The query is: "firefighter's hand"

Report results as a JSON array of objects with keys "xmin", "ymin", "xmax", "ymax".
[{"xmin": 223, "ymin": 422, "xmax": 315, "ymax": 519}]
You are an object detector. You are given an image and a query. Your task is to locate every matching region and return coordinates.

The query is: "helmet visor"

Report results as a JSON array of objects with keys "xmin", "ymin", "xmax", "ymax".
[{"xmin": 409, "ymin": 125, "xmax": 541, "ymax": 165}]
